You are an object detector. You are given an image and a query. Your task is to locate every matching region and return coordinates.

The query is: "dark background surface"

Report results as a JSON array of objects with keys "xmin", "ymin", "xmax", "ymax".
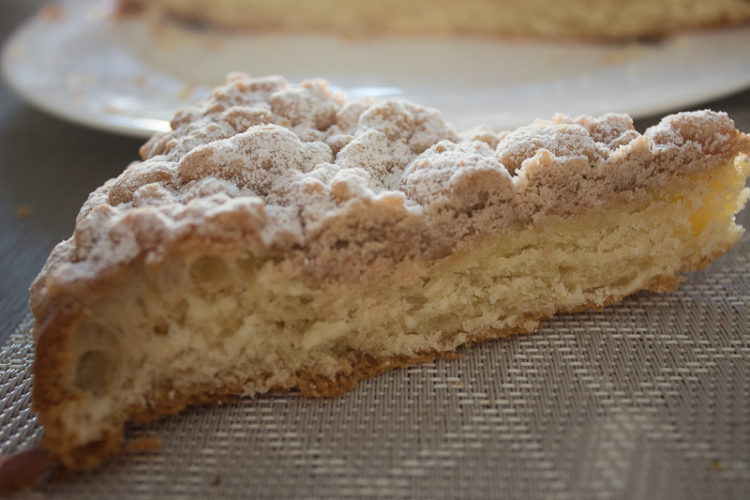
[{"xmin": 1, "ymin": 0, "xmax": 750, "ymax": 344}]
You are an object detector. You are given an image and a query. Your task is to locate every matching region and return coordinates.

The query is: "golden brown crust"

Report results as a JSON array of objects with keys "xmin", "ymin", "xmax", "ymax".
[
  {"xmin": 39, "ymin": 247, "xmax": 724, "ymax": 472},
  {"xmin": 28, "ymin": 75, "xmax": 750, "ymax": 472},
  {"xmin": 33, "ymin": 224, "xmax": 732, "ymax": 471}
]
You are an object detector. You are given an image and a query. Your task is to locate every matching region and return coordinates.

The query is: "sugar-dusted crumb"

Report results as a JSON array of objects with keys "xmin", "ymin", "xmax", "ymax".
[
  {"xmin": 134, "ymin": 73, "xmax": 148, "ymax": 87},
  {"xmin": 33, "ymin": 74, "xmax": 749, "ymax": 306},
  {"xmin": 40, "ymin": 4, "xmax": 65, "ymax": 21},
  {"xmin": 176, "ymin": 82, "xmax": 197, "ymax": 101},
  {"xmin": 15, "ymin": 205, "xmax": 33, "ymax": 218}
]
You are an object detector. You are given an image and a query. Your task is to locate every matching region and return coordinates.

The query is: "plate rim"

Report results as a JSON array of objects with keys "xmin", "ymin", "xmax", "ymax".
[{"xmin": 3, "ymin": 0, "xmax": 750, "ymax": 138}]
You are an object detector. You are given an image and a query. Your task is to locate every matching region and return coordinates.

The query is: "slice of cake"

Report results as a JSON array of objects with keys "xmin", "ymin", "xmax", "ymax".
[
  {"xmin": 120, "ymin": 0, "xmax": 750, "ymax": 40},
  {"xmin": 30, "ymin": 74, "xmax": 749, "ymax": 470}
]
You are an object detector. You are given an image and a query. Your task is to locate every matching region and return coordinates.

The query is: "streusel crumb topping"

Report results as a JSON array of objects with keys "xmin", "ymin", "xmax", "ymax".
[{"xmin": 33, "ymin": 74, "xmax": 749, "ymax": 309}]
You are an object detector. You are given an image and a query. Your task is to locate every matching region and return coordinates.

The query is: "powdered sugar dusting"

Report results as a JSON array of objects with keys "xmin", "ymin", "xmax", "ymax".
[{"xmin": 31, "ymin": 74, "xmax": 750, "ymax": 309}]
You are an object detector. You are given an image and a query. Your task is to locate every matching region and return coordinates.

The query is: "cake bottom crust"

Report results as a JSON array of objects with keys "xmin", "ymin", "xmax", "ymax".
[
  {"xmin": 37, "ymin": 156, "xmax": 749, "ymax": 470},
  {"xmin": 51, "ymin": 255, "xmax": 714, "ymax": 469}
]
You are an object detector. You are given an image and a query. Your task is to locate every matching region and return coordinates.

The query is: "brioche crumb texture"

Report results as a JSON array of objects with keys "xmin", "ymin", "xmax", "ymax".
[
  {"xmin": 29, "ymin": 76, "xmax": 750, "ymax": 470},
  {"xmin": 50, "ymin": 155, "xmax": 749, "ymax": 469}
]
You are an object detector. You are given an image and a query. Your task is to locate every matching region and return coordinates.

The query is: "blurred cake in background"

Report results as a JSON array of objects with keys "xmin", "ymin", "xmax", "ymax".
[{"xmin": 119, "ymin": 0, "xmax": 750, "ymax": 40}]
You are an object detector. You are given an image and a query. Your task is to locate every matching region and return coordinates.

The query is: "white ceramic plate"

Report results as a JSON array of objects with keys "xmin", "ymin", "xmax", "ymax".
[{"xmin": 4, "ymin": 0, "xmax": 750, "ymax": 138}]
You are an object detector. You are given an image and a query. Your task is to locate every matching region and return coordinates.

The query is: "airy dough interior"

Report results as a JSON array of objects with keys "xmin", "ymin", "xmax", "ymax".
[{"xmin": 61, "ymin": 155, "xmax": 748, "ymax": 455}]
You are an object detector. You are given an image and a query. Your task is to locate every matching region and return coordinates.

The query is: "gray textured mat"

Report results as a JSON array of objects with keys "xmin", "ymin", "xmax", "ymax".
[{"xmin": 1, "ymin": 234, "xmax": 749, "ymax": 499}]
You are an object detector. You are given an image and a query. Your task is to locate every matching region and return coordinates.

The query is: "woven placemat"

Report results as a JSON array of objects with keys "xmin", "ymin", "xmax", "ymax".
[{"xmin": 2, "ymin": 232, "xmax": 749, "ymax": 498}]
